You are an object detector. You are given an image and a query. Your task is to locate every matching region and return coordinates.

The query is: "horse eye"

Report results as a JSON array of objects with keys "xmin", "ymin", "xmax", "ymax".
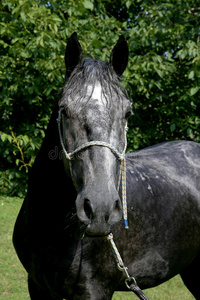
[
  {"xmin": 61, "ymin": 109, "xmax": 69, "ymax": 119},
  {"xmin": 125, "ymin": 110, "xmax": 132, "ymax": 119}
]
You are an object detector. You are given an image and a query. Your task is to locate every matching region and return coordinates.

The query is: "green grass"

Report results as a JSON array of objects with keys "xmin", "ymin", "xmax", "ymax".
[
  {"xmin": 0, "ymin": 196, "xmax": 29, "ymax": 299},
  {"xmin": 0, "ymin": 196, "xmax": 194, "ymax": 299}
]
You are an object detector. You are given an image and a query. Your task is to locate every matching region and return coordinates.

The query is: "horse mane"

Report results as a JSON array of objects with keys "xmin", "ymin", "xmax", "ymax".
[{"xmin": 59, "ymin": 57, "xmax": 129, "ymax": 114}]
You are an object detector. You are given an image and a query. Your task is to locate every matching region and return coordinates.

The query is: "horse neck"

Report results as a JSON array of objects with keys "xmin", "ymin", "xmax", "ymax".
[{"xmin": 28, "ymin": 105, "xmax": 77, "ymax": 206}]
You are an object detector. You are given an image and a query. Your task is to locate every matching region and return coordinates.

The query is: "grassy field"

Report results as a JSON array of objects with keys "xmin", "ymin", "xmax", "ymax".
[{"xmin": 0, "ymin": 196, "xmax": 194, "ymax": 300}]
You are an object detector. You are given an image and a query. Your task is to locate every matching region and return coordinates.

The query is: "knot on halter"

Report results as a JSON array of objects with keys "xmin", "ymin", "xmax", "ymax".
[
  {"xmin": 118, "ymin": 154, "xmax": 125, "ymax": 161},
  {"xmin": 57, "ymin": 111, "xmax": 129, "ymax": 229}
]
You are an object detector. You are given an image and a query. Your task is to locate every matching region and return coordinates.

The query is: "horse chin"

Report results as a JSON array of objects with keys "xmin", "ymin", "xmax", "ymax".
[
  {"xmin": 84, "ymin": 223, "xmax": 111, "ymax": 237},
  {"xmin": 85, "ymin": 232, "xmax": 108, "ymax": 238}
]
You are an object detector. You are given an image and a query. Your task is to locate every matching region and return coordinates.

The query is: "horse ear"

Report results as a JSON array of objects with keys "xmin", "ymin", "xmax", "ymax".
[
  {"xmin": 110, "ymin": 35, "xmax": 129, "ymax": 76},
  {"xmin": 65, "ymin": 32, "xmax": 83, "ymax": 78}
]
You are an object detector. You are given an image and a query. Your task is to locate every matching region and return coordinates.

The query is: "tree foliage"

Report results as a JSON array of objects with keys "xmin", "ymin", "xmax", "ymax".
[{"xmin": 1, "ymin": 0, "xmax": 200, "ymax": 196}]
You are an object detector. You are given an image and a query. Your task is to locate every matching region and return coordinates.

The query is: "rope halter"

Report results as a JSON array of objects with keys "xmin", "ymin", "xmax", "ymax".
[{"xmin": 57, "ymin": 111, "xmax": 129, "ymax": 229}]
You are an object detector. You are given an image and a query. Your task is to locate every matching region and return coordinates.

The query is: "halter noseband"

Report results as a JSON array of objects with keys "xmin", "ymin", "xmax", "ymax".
[{"xmin": 57, "ymin": 111, "xmax": 129, "ymax": 229}]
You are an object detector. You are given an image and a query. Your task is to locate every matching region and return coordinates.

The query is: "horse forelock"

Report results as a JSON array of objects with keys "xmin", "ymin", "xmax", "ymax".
[{"xmin": 59, "ymin": 57, "xmax": 129, "ymax": 115}]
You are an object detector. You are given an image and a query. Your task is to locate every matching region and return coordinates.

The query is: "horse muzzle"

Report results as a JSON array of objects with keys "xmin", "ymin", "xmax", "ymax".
[{"xmin": 76, "ymin": 189, "xmax": 122, "ymax": 236}]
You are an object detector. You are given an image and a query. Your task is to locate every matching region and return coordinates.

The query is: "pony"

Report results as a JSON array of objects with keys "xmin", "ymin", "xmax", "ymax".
[{"xmin": 13, "ymin": 32, "xmax": 200, "ymax": 299}]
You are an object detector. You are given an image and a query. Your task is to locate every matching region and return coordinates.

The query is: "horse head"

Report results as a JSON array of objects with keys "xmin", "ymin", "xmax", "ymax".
[{"xmin": 58, "ymin": 33, "xmax": 132, "ymax": 236}]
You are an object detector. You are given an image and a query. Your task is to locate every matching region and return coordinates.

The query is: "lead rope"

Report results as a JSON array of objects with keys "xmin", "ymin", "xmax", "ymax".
[
  {"xmin": 107, "ymin": 233, "xmax": 150, "ymax": 300},
  {"xmin": 57, "ymin": 111, "xmax": 149, "ymax": 299}
]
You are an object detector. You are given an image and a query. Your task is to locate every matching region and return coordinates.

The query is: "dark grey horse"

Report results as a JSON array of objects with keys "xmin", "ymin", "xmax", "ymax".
[{"xmin": 13, "ymin": 33, "xmax": 200, "ymax": 299}]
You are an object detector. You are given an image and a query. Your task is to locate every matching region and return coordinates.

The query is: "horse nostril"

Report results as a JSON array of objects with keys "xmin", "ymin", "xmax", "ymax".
[
  {"xmin": 105, "ymin": 213, "xmax": 109, "ymax": 222},
  {"xmin": 84, "ymin": 199, "xmax": 93, "ymax": 221},
  {"xmin": 113, "ymin": 199, "xmax": 121, "ymax": 213},
  {"xmin": 108, "ymin": 199, "xmax": 122, "ymax": 225}
]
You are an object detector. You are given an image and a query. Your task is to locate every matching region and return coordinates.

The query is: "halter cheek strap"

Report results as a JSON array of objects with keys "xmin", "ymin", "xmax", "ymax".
[{"xmin": 57, "ymin": 111, "xmax": 129, "ymax": 229}]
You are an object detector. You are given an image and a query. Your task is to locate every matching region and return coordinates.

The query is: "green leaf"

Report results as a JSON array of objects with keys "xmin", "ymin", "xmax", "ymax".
[
  {"xmin": 91, "ymin": 39, "xmax": 101, "ymax": 47},
  {"xmin": 170, "ymin": 124, "xmax": 176, "ymax": 132},
  {"xmin": 190, "ymin": 86, "xmax": 199, "ymax": 96},
  {"xmin": 1, "ymin": 133, "xmax": 7, "ymax": 142},
  {"xmin": 0, "ymin": 133, "xmax": 12, "ymax": 143},
  {"xmin": 22, "ymin": 135, "xmax": 29, "ymax": 145},
  {"xmin": 188, "ymin": 70, "xmax": 194, "ymax": 79},
  {"xmin": 126, "ymin": 0, "xmax": 132, "ymax": 9},
  {"xmin": 153, "ymin": 65, "xmax": 163, "ymax": 78},
  {"xmin": 83, "ymin": 0, "xmax": 94, "ymax": 10},
  {"xmin": 7, "ymin": 135, "xmax": 13, "ymax": 143},
  {"xmin": 51, "ymin": 14, "xmax": 62, "ymax": 23},
  {"xmin": 187, "ymin": 127, "xmax": 194, "ymax": 138}
]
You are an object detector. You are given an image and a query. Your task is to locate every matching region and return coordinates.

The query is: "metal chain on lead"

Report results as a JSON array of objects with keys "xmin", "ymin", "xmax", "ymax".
[
  {"xmin": 107, "ymin": 233, "xmax": 150, "ymax": 300},
  {"xmin": 107, "ymin": 233, "xmax": 137, "ymax": 288}
]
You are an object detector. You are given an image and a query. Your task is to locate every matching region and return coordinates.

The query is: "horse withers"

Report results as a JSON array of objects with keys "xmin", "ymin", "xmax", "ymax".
[{"xmin": 13, "ymin": 33, "xmax": 200, "ymax": 299}]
